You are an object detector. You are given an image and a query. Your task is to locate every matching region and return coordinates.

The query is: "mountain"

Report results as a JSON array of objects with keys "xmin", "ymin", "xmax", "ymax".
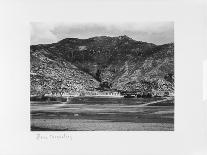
[{"xmin": 30, "ymin": 35, "xmax": 174, "ymax": 96}]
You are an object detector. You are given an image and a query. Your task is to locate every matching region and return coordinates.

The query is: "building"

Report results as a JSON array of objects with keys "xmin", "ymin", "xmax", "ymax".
[{"xmin": 83, "ymin": 90, "xmax": 122, "ymax": 97}]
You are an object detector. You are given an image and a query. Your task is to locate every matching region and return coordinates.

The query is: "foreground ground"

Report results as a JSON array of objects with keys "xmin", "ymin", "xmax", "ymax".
[{"xmin": 31, "ymin": 97, "xmax": 174, "ymax": 131}]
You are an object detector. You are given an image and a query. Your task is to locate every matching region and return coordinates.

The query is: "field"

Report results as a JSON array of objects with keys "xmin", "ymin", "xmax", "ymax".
[{"xmin": 31, "ymin": 97, "xmax": 174, "ymax": 131}]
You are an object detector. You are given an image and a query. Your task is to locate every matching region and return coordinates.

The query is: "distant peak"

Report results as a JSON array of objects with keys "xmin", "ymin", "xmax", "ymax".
[
  {"xmin": 93, "ymin": 36, "xmax": 109, "ymax": 39},
  {"xmin": 117, "ymin": 35, "xmax": 132, "ymax": 40},
  {"xmin": 58, "ymin": 37, "xmax": 79, "ymax": 43},
  {"xmin": 91, "ymin": 36, "xmax": 110, "ymax": 41}
]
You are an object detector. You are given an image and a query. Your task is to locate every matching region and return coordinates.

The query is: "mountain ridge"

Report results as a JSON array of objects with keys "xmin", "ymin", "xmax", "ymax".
[{"xmin": 30, "ymin": 35, "xmax": 174, "ymax": 96}]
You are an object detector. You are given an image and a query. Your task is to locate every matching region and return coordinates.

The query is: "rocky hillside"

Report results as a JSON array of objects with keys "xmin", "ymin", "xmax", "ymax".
[{"xmin": 30, "ymin": 35, "xmax": 174, "ymax": 96}]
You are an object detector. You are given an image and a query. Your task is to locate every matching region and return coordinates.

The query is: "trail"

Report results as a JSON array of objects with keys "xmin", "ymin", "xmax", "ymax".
[{"xmin": 136, "ymin": 97, "xmax": 171, "ymax": 107}]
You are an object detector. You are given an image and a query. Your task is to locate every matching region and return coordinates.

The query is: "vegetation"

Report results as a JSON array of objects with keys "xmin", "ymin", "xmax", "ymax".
[
  {"xmin": 30, "ymin": 35, "xmax": 174, "ymax": 96},
  {"xmin": 30, "ymin": 96, "xmax": 67, "ymax": 102}
]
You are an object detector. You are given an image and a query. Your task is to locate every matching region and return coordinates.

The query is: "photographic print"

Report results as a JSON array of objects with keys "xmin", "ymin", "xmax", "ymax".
[{"xmin": 30, "ymin": 22, "xmax": 174, "ymax": 131}]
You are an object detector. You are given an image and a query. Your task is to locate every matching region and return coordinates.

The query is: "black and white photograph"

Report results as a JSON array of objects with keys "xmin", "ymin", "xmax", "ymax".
[
  {"xmin": 30, "ymin": 22, "xmax": 174, "ymax": 131},
  {"xmin": 1, "ymin": 0, "xmax": 207, "ymax": 155}
]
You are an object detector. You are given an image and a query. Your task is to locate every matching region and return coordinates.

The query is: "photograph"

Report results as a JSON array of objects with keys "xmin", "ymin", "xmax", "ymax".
[
  {"xmin": 2, "ymin": 0, "xmax": 207, "ymax": 154},
  {"xmin": 30, "ymin": 22, "xmax": 174, "ymax": 131}
]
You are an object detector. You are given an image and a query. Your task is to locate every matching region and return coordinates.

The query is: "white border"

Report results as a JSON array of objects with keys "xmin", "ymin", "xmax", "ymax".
[{"xmin": 0, "ymin": 1, "xmax": 207, "ymax": 155}]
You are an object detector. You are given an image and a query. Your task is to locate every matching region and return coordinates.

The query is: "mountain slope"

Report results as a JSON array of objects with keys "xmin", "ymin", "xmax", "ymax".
[
  {"xmin": 30, "ymin": 35, "xmax": 174, "ymax": 96},
  {"xmin": 30, "ymin": 49, "xmax": 99, "ymax": 96}
]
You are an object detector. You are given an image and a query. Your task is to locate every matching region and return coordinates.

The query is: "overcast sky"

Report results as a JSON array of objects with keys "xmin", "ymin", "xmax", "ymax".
[{"xmin": 30, "ymin": 22, "xmax": 174, "ymax": 45}]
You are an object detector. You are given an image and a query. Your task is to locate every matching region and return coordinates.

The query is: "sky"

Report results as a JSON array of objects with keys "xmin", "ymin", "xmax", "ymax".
[{"xmin": 30, "ymin": 22, "xmax": 174, "ymax": 45}]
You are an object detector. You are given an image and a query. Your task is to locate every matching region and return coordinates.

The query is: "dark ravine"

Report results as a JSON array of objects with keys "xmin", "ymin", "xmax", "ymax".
[{"xmin": 30, "ymin": 35, "xmax": 174, "ymax": 96}]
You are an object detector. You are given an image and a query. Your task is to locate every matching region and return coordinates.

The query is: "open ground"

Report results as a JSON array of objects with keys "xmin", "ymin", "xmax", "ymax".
[{"xmin": 31, "ymin": 97, "xmax": 174, "ymax": 131}]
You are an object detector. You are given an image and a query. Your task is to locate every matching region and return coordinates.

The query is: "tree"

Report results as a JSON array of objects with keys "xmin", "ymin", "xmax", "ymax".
[{"xmin": 99, "ymin": 81, "xmax": 111, "ymax": 90}]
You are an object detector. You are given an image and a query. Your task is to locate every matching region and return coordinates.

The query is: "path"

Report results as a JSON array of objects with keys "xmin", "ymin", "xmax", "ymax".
[{"xmin": 136, "ymin": 97, "xmax": 172, "ymax": 107}]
